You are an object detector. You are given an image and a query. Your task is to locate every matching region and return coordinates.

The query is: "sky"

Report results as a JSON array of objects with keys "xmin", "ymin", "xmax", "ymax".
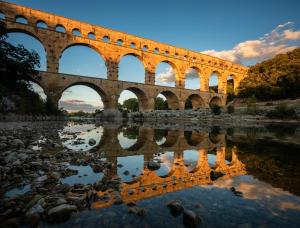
[{"xmin": 3, "ymin": 0, "xmax": 300, "ymax": 112}]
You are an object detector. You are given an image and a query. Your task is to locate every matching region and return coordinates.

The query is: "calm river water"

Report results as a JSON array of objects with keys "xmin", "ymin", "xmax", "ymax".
[{"xmin": 1, "ymin": 120, "xmax": 300, "ymax": 227}]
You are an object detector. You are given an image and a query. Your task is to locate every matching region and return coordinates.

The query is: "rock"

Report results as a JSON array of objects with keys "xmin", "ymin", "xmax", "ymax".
[
  {"xmin": 88, "ymin": 138, "xmax": 96, "ymax": 146},
  {"xmin": 128, "ymin": 206, "xmax": 146, "ymax": 217},
  {"xmin": 26, "ymin": 204, "xmax": 44, "ymax": 216},
  {"xmin": 49, "ymin": 172, "xmax": 61, "ymax": 180},
  {"xmin": 123, "ymin": 170, "xmax": 130, "ymax": 175},
  {"xmin": 0, "ymin": 142, "xmax": 7, "ymax": 149},
  {"xmin": 231, "ymin": 187, "xmax": 243, "ymax": 197},
  {"xmin": 147, "ymin": 161, "xmax": 161, "ymax": 170},
  {"xmin": 34, "ymin": 175, "xmax": 48, "ymax": 183},
  {"xmin": 166, "ymin": 200, "xmax": 184, "ymax": 216},
  {"xmin": 92, "ymin": 164, "xmax": 103, "ymax": 173},
  {"xmin": 183, "ymin": 209, "xmax": 201, "ymax": 227},
  {"xmin": 47, "ymin": 204, "xmax": 77, "ymax": 223},
  {"xmin": 210, "ymin": 171, "xmax": 225, "ymax": 181},
  {"xmin": 10, "ymin": 139, "xmax": 24, "ymax": 147}
]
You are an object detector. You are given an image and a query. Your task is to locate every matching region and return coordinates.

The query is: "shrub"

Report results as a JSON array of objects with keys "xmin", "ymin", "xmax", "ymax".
[
  {"xmin": 227, "ymin": 105, "xmax": 235, "ymax": 114},
  {"xmin": 246, "ymin": 95, "xmax": 258, "ymax": 114},
  {"xmin": 266, "ymin": 103, "xmax": 298, "ymax": 119},
  {"xmin": 211, "ymin": 104, "xmax": 221, "ymax": 115}
]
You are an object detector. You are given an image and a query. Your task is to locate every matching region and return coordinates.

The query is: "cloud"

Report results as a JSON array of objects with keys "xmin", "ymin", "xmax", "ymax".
[
  {"xmin": 156, "ymin": 67, "xmax": 176, "ymax": 83},
  {"xmin": 185, "ymin": 68, "xmax": 200, "ymax": 79},
  {"xmin": 59, "ymin": 99, "xmax": 103, "ymax": 113},
  {"xmin": 202, "ymin": 22, "xmax": 300, "ymax": 64}
]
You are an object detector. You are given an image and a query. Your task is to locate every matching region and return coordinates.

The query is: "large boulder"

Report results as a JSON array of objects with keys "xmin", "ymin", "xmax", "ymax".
[{"xmin": 47, "ymin": 204, "xmax": 77, "ymax": 223}]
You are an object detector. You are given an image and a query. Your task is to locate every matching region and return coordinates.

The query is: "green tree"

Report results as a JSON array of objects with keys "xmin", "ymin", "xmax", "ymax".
[
  {"xmin": 155, "ymin": 97, "xmax": 168, "ymax": 110},
  {"xmin": 238, "ymin": 48, "xmax": 300, "ymax": 101},
  {"xmin": 122, "ymin": 98, "xmax": 139, "ymax": 112}
]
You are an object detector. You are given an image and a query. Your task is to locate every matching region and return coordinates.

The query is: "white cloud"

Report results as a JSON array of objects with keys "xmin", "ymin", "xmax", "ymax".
[
  {"xmin": 156, "ymin": 67, "xmax": 176, "ymax": 83},
  {"xmin": 185, "ymin": 68, "xmax": 200, "ymax": 79},
  {"xmin": 59, "ymin": 99, "xmax": 102, "ymax": 113},
  {"xmin": 202, "ymin": 22, "xmax": 300, "ymax": 64}
]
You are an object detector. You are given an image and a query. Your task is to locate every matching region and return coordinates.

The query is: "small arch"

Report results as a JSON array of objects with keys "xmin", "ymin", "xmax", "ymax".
[
  {"xmin": 142, "ymin": 45, "xmax": 148, "ymax": 51},
  {"xmin": 209, "ymin": 96, "xmax": 222, "ymax": 107},
  {"xmin": 15, "ymin": 15, "xmax": 28, "ymax": 24},
  {"xmin": 88, "ymin": 32, "xmax": 96, "ymax": 39},
  {"xmin": 36, "ymin": 20, "xmax": 48, "ymax": 29},
  {"xmin": 154, "ymin": 94, "xmax": 168, "ymax": 110},
  {"xmin": 130, "ymin": 42, "xmax": 136, "ymax": 48},
  {"xmin": 155, "ymin": 61, "xmax": 177, "ymax": 87},
  {"xmin": 102, "ymin": 35, "xmax": 110, "ymax": 42},
  {"xmin": 154, "ymin": 47, "xmax": 159, "ymax": 54},
  {"xmin": 164, "ymin": 50, "xmax": 169, "ymax": 56},
  {"xmin": 56, "ymin": 24, "xmax": 66, "ymax": 33},
  {"xmin": 0, "ymin": 11, "xmax": 6, "ymax": 20},
  {"xmin": 174, "ymin": 53, "xmax": 179, "ymax": 58},
  {"xmin": 184, "ymin": 131, "xmax": 205, "ymax": 146},
  {"xmin": 72, "ymin": 28, "xmax": 81, "ymax": 36},
  {"xmin": 158, "ymin": 90, "xmax": 180, "ymax": 110},
  {"xmin": 119, "ymin": 87, "xmax": 149, "ymax": 112},
  {"xmin": 117, "ymin": 39, "xmax": 123, "ymax": 45},
  {"xmin": 185, "ymin": 94, "xmax": 205, "ymax": 109}
]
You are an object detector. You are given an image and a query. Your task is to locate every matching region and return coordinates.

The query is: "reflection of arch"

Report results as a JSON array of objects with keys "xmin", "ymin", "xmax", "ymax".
[
  {"xmin": 160, "ymin": 130, "xmax": 179, "ymax": 147},
  {"xmin": 184, "ymin": 131, "xmax": 205, "ymax": 146},
  {"xmin": 209, "ymin": 96, "xmax": 222, "ymax": 107},
  {"xmin": 60, "ymin": 82, "xmax": 107, "ymax": 108},
  {"xmin": 186, "ymin": 94, "xmax": 205, "ymax": 109},
  {"xmin": 159, "ymin": 91, "xmax": 179, "ymax": 110},
  {"xmin": 121, "ymin": 87, "xmax": 149, "ymax": 112},
  {"xmin": 209, "ymin": 128, "xmax": 222, "ymax": 144}
]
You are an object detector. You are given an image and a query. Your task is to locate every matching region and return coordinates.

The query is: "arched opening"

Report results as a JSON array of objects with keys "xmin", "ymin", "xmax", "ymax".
[
  {"xmin": 59, "ymin": 84, "xmax": 105, "ymax": 114},
  {"xmin": 5, "ymin": 31, "xmax": 47, "ymax": 71},
  {"xmin": 185, "ymin": 94, "xmax": 205, "ymax": 109},
  {"xmin": 117, "ymin": 155, "xmax": 144, "ymax": 183},
  {"xmin": 0, "ymin": 11, "xmax": 5, "ymax": 20},
  {"xmin": 59, "ymin": 44, "xmax": 107, "ymax": 78},
  {"xmin": 184, "ymin": 150, "xmax": 199, "ymax": 172},
  {"xmin": 36, "ymin": 20, "xmax": 48, "ymax": 29},
  {"xmin": 209, "ymin": 72, "xmax": 219, "ymax": 93},
  {"xmin": 154, "ymin": 94, "xmax": 168, "ymax": 110},
  {"xmin": 102, "ymin": 36, "xmax": 109, "ymax": 42},
  {"xmin": 157, "ymin": 91, "xmax": 179, "ymax": 110},
  {"xmin": 118, "ymin": 88, "xmax": 148, "ymax": 112},
  {"xmin": 154, "ymin": 152, "xmax": 174, "ymax": 177},
  {"xmin": 119, "ymin": 54, "xmax": 145, "ymax": 83},
  {"xmin": 227, "ymin": 75, "xmax": 235, "ymax": 102},
  {"xmin": 117, "ymin": 39, "xmax": 123, "ymax": 45},
  {"xmin": 185, "ymin": 68, "xmax": 200, "ymax": 90},
  {"xmin": 56, "ymin": 24, "xmax": 66, "ymax": 33},
  {"xmin": 72, "ymin": 28, "xmax": 81, "ymax": 36},
  {"xmin": 88, "ymin": 32, "xmax": 96, "ymax": 39},
  {"xmin": 15, "ymin": 15, "xmax": 28, "ymax": 24},
  {"xmin": 209, "ymin": 96, "xmax": 222, "ymax": 107},
  {"xmin": 155, "ymin": 61, "xmax": 176, "ymax": 87},
  {"xmin": 184, "ymin": 131, "xmax": 205, "ymax": 146}
]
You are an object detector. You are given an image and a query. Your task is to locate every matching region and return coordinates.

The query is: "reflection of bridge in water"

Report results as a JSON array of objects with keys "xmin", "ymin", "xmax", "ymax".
[{"xmin": 91, "ymin": 127, "xmax": 246, "ymax": 209}]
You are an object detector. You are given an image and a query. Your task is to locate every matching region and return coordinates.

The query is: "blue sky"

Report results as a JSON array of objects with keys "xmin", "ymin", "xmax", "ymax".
[{"xmin": 4, "ymin": 0, "xmax": 300, "ymax": 112}]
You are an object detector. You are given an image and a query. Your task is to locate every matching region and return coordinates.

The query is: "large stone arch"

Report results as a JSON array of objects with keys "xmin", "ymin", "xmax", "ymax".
[
  {"xmin": 156, "ymin": 90, "xmax": 180, "ymax": 110},
  {"xmin": 58, "ymin": 81, "xmax": 108, "ymax": 109},
  {"xmin": 154, "ymin": 60, "xmax": 179, "ymax": 87},
  {"xmin": 184, "ymin": 66, "xmax": 202, "ymax": 90},
  {"xmin": 121, "ymin": 87, "xmax": 150, "ymax": 112},
  {"xmin": 186, "ymin": 94, "xmax": 205, "ymax": 109}
]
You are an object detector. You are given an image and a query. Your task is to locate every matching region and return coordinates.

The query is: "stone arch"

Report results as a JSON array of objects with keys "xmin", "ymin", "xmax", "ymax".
[
  {"xmin": 185, "ymin": 94, "xmax": 205, "ymax": 109},
  {"xmin": 15, "ymin": 15, "xmax": 28, "ymax": 24},
  {"xmin": 184, "ymin": 66, "xmax": 201, "ymax": 90},
  {"xmin": 209, "ymin": 70, "xmax": 221, "ymax": 93},
  {"xmin": 159, "ymin": 130, "xmax": 180, "ymax": 147},
  {"xmin": 121, "ymin": 87, "xmax": 149, "ymax": 112},
  {"xmin": 157, "ymin": 90, "xmax": 180, "ymax": 110},
  {"xmin": 58, "ymin": 43, "xmax": 107, "ymax": 78},
  {"xmin": 5, "ymin": 28, "xmax": 47, "ymax": 71},
  {"xmin": 55, "ymin": 24, "xmax": 66, "ymax": 33},
  {"xmin": 209, "ymin": 96, "xmax": 222, "ymax": 107},
  {"xmin": 59, "ymin": 82, "xmax": 108, "ymax": 109},
  {"xmin": 36, "ymin": 20, "xmax": 48, "ymax": 29},
  {"xmin": 155, "ymin": 60, "xmax": 178, "ymax": 87},
  {"xmin": 72, "ymin": 28, "xmax": 81, "ymax": 36},
  {"xmin": 118, "ymin": 52, "xmax": 146, "ymax": 83}
]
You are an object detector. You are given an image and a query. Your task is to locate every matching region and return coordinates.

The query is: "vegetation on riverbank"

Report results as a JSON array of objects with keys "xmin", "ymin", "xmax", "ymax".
[{"xmin": 0, "ymin": 22, "xmax": 62, "ymax": 115}]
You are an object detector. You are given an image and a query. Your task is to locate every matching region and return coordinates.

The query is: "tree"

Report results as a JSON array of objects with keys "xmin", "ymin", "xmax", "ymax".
[
  {"xmin": 155, "ymin": 97, "xmax": 168, "ymax": 110},
  {"xmin": 122, "ymin": 98, "xmax": 139, "ymax": 112},
  {"xmin": 237, "ymin": 48, "xmax": 300, "ymax": 101}
]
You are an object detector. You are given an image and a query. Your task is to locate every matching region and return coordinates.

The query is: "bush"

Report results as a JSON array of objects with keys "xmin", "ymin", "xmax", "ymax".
[
  {"xmin": 211, "ymin": 104, "xmax": 221, "ymax": 115},
  {"xmin": 246, "ymin": 95, "xmax": 258, "ymax": 114},
  {"xmin": 227, "ymin": 105, "xmax": 235, "ymax": 114},
  {"xmin": 266, "ymin": 103, "xmax": 298, "ymax": 119}
]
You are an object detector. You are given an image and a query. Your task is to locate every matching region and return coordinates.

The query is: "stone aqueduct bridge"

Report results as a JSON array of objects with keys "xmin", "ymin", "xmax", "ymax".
[{"xmin": 0, "ymin": 2, "xmax": 249, "ymax": 110}]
